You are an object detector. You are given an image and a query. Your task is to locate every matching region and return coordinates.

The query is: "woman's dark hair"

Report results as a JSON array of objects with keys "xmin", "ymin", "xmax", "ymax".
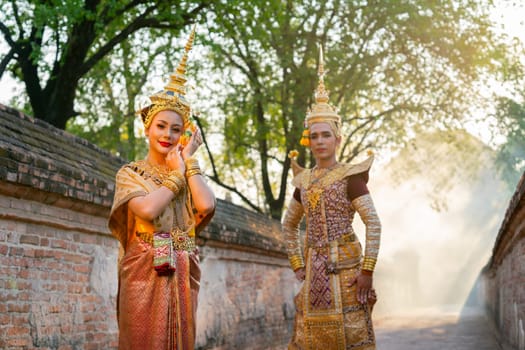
[{"xmin": 140, "ymin": 105, "xmax": 153, "ymax": 123}]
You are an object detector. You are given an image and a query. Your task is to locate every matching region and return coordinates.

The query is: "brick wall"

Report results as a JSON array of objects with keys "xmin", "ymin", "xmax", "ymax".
[
  {"xmin": 0, "ymin": 194, "xmax": 118, "ymax": 349},
  {"xmin": 481, "ymin": 173, "xmax": 525, "ymax": 350},
  {"xmin": 0, "ymin": 104, "xmax": 297, "ymax": 349}
]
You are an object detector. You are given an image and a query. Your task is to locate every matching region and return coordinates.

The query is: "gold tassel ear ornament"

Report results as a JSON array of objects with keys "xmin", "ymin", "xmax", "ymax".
[
  {"xmin": 300, "ymin": 128, "xmax": 310, "ymax": 147},
  {"xmin": 180, "ymin": 114, "xmax": 198, "ymax": 147}
]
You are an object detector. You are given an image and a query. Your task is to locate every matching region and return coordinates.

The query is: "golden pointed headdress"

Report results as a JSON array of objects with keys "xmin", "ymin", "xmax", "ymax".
[
  {"xmin": 300, "ymin": 46, "xmax": 341, "ymax": 147},
  {"xmin": 139, "ymin": 25, "xmax": 197, "ymax": 140}
]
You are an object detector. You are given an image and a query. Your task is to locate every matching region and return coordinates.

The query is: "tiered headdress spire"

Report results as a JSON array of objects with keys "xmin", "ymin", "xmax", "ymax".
[
  {"xmin": 299, "ymin": 46, "xmax": 341, "ymax": 146},
  {"xmin": 140, "ymin": 25, "xmax": 197, "ymax": 129}
]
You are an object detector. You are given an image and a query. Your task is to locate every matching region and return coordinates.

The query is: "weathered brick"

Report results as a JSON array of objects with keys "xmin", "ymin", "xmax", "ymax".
[
  {"xmin": 35, "ymin": 248, "xmax": 55, "ymax": 258},
  {"xmin": 5, "ymin": 337, "xmax": 32, "ymax": 347},
  {"xmin": 10, "ymin": 314, "xmax": 29, "ymax": 324},
  {"xmin": 0, "ymin": 195, "xmax": 11, "ymax": 209},
  {"xmin": 50, "ymin": 239, "xmax": 69, "ymax": 250},
  {"xmin": 0, "ymin": 313, "xmax": 10, "ymax": 325},
  {"xmin": 7, "ymin": 303, "xmax": 30, "ymax": 313},
  {"xmin": 482, "ymin": 174, "xmax": 525, "ymax": 350},
  {"xmin": 22, "ymin": 247, "xmax": 35, "ymax": 257},
  {"xmin": 19, "ymin": 234, "xmax": 40, "ymax": 246}
]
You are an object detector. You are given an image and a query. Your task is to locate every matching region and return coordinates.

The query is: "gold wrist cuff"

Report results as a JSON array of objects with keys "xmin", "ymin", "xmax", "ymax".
[
  {"xmin": 186, "ymin": 169, "xmax": 202, "ymax": 178},
  {"xmin": 184, "ymin": 157, "xmax": 201, "ymax": 178},
  {"xmin": 289, "ymin": 255, "xmax": 305, "ymax": 271},
  {"xmin": 184, "ymin": 157, "xmax": 199, "ymax": 169},
  {"xmin": 362, "ymin": 256, "xmax": 377, "ymax": 272}
]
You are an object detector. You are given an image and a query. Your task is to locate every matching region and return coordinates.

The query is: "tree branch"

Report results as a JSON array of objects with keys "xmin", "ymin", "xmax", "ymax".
[
  {"xmin": 99, "ymin": 0, "xmax": 145, "ymax": 26},
  {"xmin": 80, "ymin": 1, "xmax": 208, "ymax": 77},
  {"xmin": 9, "ymin": 0, "xmax": 24, "ymax": 38},
  {"xmin": 0, "ymin": 21, "xmax": 17, "ymax": 48},
  {"xmin": 79, "ymin": 5, "xmax": 158, "ymax": 75},
  {"xmin": 194, "ymin": 115, "xmax": 263, "ymax": 214},
  {"xmin": 0, "ymin": 48, "xmax": 14, "ymax": 79}
]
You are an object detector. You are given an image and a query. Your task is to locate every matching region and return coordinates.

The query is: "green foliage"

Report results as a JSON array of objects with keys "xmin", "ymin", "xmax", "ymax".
[
  {"xmin": 198, "ymin": 0, "xmax": 516, "ymax": 218},
  {"xmin": 2, "ymin": 0, "xmax": 522, "ymax": 219},
  {"xmin": 494, "ymin": 95, "xmax": 525, "ymax": 189},
  {"xmin": 0, "ymin": 0, "xmax": 211, "ymax": 128},
  {"xmin": 66, "ymin": 30, "xmax": 184, "ymax": 161}
]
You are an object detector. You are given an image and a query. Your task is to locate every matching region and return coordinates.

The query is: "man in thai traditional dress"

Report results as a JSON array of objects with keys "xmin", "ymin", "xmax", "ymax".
[{"xmin": 283, "ymin": 47, "xmax": 381, "ymax": 350}]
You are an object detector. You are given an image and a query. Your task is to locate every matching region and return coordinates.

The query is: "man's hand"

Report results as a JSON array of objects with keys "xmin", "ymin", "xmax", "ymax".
[
  {"xmin": 349, "ymin": 272, "xmax": 373, "ymax": 304},
  {"xmin": 294, "ymin": 267, "xmax": 306, "ymax": 282}
]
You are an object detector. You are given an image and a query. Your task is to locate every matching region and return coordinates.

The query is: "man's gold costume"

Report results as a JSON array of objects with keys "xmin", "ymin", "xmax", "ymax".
[{"xmin": 283, "ymin": 48, "xmax": 381, "ymax": 350}]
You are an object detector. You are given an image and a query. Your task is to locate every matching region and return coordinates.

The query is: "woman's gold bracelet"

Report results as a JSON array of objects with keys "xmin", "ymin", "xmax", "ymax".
[
  {"xmin": 184, "ymin": 157, "xmax": 199, "ymax": 169},
  {"xmin": 162, "ymin": 170, "xmax": 186, "ymax": 195},
  {"xmin": 184, "ymin": 157, "xmax": 202, "ymax": 178},
  {"xmin": 186, "ymin": 168, "xmax": 202, "ymax": 178}
]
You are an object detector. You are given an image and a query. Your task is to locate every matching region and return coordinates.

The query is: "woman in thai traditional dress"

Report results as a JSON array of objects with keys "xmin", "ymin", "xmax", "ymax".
[
  {"xmin": 108, "ymin": 28, "xmax": 216, "ymax": 349},
  {"xmin": 283, "ymin": 48, "xmax": 381, "ymax": 350}
]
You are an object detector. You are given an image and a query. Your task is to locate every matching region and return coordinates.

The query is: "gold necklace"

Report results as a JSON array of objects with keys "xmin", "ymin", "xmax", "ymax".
[
  {"xmin": 306, "ymin": 163, "xmax": 340, "ymax": 209},
  {"xmin": 310, "ymin": 163, "xmax": 340, "ymax": 185},
  {"xmin": 134, "ymin": 159, "xmax": 171, "ymax": 184}
]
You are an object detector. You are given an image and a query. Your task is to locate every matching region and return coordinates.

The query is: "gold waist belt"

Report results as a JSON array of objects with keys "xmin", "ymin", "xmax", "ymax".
[
  {"xmin": 136, "ymin": 230, "xmax": 196, "ymax": 252},
  {"xmin": 307, "ymin": 232, "xmax": 357, "ymax": 249}
]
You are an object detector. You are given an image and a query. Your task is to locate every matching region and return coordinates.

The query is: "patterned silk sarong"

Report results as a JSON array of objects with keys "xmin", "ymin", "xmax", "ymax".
[
  {"xmin": 289, "ymin": 241, "xmax": 375, "ymax": 350},
  {"xmin": 117, "ymin": 239, "xmax": 200, "ymax": 350}
]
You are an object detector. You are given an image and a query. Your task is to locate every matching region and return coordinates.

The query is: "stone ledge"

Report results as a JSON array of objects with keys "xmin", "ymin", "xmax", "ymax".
[
  {"xmin": 0, "ymin": 192, "xmax": 110, "ymax": 236},
  {"xmin": 488, "ymin": 172, "xmax": 525, "ymax": 268},
  {"xmin": 0, "ymin": 103, "xmax": 126, "ymax": 208},
  {"xmin": 0, "ymin": 182, "xmax": 109, "ymax": 217}
]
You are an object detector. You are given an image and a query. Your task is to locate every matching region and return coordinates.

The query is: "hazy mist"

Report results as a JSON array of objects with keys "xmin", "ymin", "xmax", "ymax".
[{"xmin": 355, "ymin": 130, "xmax": 513, "ymax": 317}]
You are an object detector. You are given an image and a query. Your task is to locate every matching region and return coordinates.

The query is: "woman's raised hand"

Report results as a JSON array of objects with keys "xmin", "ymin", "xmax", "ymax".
[
  {"xmin": 182, "ymin": 128, "xmax": 203, "ymax": 160},
  {"xmin": 166, "ymin": 144, "xmax": 186, "ymax": 173}
]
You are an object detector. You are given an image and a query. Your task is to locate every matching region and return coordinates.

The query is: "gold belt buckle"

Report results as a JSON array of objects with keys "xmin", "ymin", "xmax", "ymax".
[
  {"xmin": 170, "ymin": 229, "xmax": 196, "ymax": 251},
  {"xmin": 309, "ymin": 232, "xmax": 355, "ymax": 249},
  {"xmin": 339, "ymin": 233, "xmax": 356, "ymax": 244},
  {"xmin": 325, "ymin": 261, "xmax": 339, "ymax": 274}
]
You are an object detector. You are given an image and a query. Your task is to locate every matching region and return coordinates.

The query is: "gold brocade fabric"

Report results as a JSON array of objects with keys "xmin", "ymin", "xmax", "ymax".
[
  {"xmin": 108, "ymin": 160, "xmax": 199, "ymax": 350},
  {"xmin": 285, "ymin": 157, "xmax": 377, "ymax": 350}
]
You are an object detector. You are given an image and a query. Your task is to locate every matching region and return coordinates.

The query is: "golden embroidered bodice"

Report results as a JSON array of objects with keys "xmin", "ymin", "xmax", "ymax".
[
  {"xmin": 301, "ymin": 171, "xmax": 357, "ymax": 244},
  {"xmin": 108, "ymin": 160, "xmax": 195, "ymax": 249}
]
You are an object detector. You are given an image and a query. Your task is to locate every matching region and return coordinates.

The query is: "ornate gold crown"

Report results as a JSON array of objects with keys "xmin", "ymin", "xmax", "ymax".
[
  {"xmin": 139, "ymin": 25, "xmax": 196, "ymax": 133},
  {"xmin": 300, "ymin": 46, "xmax": 341, "ymax": 147}
]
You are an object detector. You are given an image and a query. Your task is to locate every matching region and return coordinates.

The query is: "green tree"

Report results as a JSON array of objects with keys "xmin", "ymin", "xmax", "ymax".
[
  {"xmin": 494, "ymin": 95, "xmax": 525, "ymax": 189},
  {"xmin": 489, "ymin": 23, "xmax": 525, "ymax": 191},
  {"xmin": 200, "ymin": 0, "xmax": 511, "ymax": 219},
  {"xmin": 67, "ymin": 31, "xmax": 181, "ymax": 161},
  {"xmin": 0, "ymin": 0, "xmax": 210, "ymax": 129}
]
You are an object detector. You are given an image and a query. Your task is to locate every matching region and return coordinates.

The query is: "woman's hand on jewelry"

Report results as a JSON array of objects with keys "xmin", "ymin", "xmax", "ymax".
[
  {"xmin": 166, "ymin": 144, "xmax": 185, "ymax": 173},
  {"xmin": 182, "ymin": 128, "xmax": 203, "ymax": 160}
]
